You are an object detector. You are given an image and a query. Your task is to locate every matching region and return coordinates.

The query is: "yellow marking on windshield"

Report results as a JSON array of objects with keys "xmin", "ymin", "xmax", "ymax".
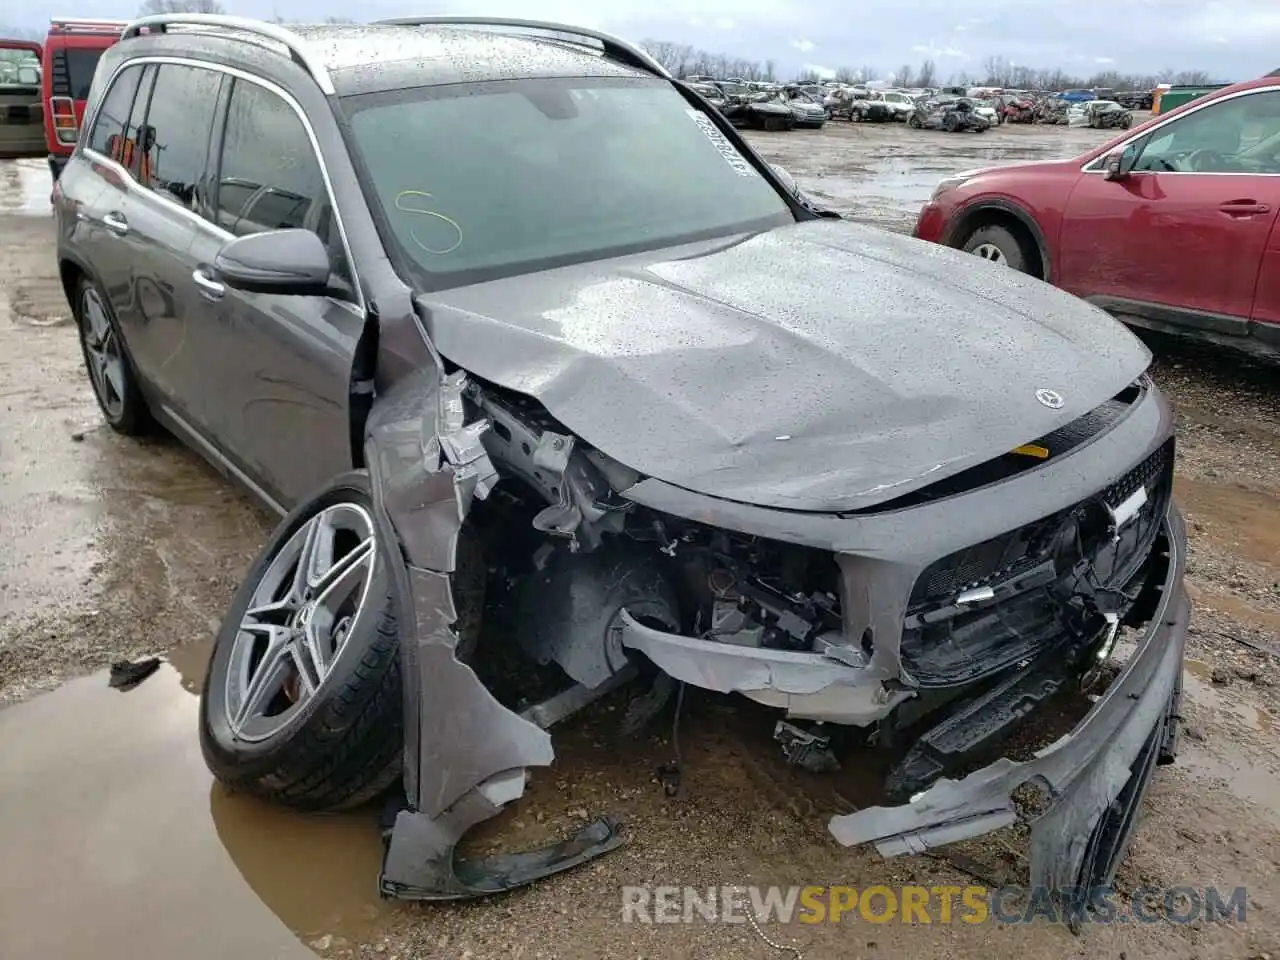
[{"xmin": 394, "ymin": 190, "xmax": 464, "ymax": 255}]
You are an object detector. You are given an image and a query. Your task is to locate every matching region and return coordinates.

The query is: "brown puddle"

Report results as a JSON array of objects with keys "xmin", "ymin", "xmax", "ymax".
[
  {"xmin": 1178, "ymin": 659, "xmax": 1280, "ymax": 827},
  {"xmin": 0, "ymin": 645, "xmax": 389, "ymax": 959},
  {"xmin": 1175, "ymin": 476, "xmax": 1280, "ymax": 569}
]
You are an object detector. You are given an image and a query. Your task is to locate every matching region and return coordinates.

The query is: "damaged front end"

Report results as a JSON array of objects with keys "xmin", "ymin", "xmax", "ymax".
[{"xmin": 364, "ymin": 336, "xmax": 1189, "ymax": 906}]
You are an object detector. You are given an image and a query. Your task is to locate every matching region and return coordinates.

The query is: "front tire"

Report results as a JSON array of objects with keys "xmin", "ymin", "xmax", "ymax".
[
  {"xmin": 73, "ymin": 275, "xmax": 152, "ymax": 436},
  {"xmin": 960, "ymin": 224, "xmax": 1032, "ymax": 273},
  {"xmin": 199, "ymin": 471, "xmax": 404, "ymax": 811}
]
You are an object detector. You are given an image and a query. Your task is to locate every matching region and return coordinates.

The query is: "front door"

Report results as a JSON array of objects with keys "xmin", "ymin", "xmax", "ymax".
[
  {"xmin": 1058, "ymin": 87, "xmax": 1280, "ymax": 330},
  {"xmin": 186, "ymin": 75, "xmax": 363, "ymax": 509}
]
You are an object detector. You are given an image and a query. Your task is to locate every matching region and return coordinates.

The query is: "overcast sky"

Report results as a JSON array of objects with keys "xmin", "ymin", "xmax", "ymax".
[{"xmin": 5, "ymin": 0, "xmax": 1278, "ymax": 81}]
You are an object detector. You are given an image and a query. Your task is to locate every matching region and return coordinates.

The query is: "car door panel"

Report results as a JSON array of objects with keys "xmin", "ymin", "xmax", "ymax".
[
  {"xmin": 186, "ymin": 75, "xmax": 361, "ymax": 508},
  {"xmin": 73, "ymin": 63, "xmax": 147, "ymax": 358},
  {"xmin": 1058, "ymin": 172, "xmax": 1280, "ymax": 322},
  {"xmin": 1250, "ymin": 216, "xmax": 1280, "ymax": 342},
  {"xmin": 1057, "ymin": 88, "xmax": 1280, "ymax": 327},
  {"xmin": 104, "ymin": 63, "xmax": 225, "ymax": 430}
]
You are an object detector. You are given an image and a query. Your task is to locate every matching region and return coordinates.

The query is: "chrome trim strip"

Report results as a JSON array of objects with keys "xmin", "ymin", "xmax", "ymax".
[
  {"xmin": 1079, "ymin": 84, "xmax": 1280, "ymax": 173},
  {"xmin": 81, "ymin": 55, "xmax": 365, "ymax": 316},
  {"xmin": 120, "ymin": 14, "xmax": 336, "ymax": 95},
  {"xmin": 160, "ymin": 403, "xmax": 288, "ymax": 516}
]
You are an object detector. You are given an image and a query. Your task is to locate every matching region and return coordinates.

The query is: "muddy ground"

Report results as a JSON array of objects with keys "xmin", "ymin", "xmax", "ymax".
[{"xmin": 1, "ymin": 120, "xmax": 1278, "ymax": 960}]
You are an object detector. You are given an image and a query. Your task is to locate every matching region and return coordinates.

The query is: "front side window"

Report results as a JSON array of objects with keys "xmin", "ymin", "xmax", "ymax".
[
  {"xmin": 214, "ymin": 78, "xmax": 348, "ymax": 282},
  {"xmin": 1134, "ymin": 90, "xmax": 1280, "ymax": 173},
  {"xmin": 343, "ymin": 77, "xmax": 792, "ymax": 288},
  {"xmin": 133, "ymin": 63, "xmax": 222, "ymax": 211},
  {"xmin": 86, "ymin": 64, "xmax": 142, "ymax": 159}
]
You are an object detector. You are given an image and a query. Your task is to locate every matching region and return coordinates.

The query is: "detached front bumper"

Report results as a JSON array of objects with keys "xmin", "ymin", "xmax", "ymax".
[{"xmin": 829, "ymin": 507, "xmax": 1191, "ymax": 892}]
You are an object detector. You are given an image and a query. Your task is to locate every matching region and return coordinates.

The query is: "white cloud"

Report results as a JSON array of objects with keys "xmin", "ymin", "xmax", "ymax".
[
  {"xmin": 803, "ymin": 63, "xmax": 836, "ymax": 79},
  {"xmin": 912, "ymin": 42, "xmax": 968, "ymax": 59},
  {"xmin": 1094, "ymin": 56, "xmax": 1115, "ymax": 64},
  {"xmin": 790, "ymin": 38, "xmax": 815, "ymax": 52},
  {"xmin": 713, "ymin": 17, "xmax": 736, "ymax": 30}
]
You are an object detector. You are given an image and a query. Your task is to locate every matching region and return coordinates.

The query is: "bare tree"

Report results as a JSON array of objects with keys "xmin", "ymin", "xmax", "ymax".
[
  {"xmin": 138, "ymin": 0, "xmax": 226, "ymax": 13},
  {"xmin": 640, "ymin": 38, "xmax": 773, "ymax": 82},
  {"xmin": 916, "ymin": 59, "xmax": 936, "ymax": 87},
  {"xmin": 833, "ymin": 66, "xmax": 858, "ymax": 84},
  {"xmin": 896, "ymin": 63, "xmax": 914, "ymax": 87},
  {"xmin": 1172, "ymin": 69, "xmax": 1213, "ymax": 85}
]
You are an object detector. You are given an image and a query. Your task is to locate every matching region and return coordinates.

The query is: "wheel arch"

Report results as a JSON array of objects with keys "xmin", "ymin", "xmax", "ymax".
[{"xmin": 944, "ymin": 200, "xmax": 1052, "ymax": 282}]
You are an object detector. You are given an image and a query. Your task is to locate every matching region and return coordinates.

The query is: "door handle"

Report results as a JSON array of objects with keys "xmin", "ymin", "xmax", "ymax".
[
  {"xmin": 192, "ymin": 268, "xmax": 225, "ymax": 299},
  {"xmin": 102, "ymin": 211, "xmax": 129, "ymax": 235},
  {"xmin": 1218, "ymin": 200, "xmax": 1271, "ymax": 217}
]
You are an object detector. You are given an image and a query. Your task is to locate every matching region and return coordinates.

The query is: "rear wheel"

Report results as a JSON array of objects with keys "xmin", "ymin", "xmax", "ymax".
[
  {"xmin": 73, "ymin": 276, "xmax": 152, "ymax": 436},
  {"xmin": 908, "ymin": 114, "xmax": 921, "ymax": 129},
  {"xmin": 960, "ymin": 223, "xmax": 1032, "ymax": 274}
]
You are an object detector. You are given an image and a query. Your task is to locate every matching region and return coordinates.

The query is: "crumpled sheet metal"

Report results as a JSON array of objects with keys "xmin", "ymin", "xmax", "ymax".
[{"xmin": 365, "ymin": 366, "xmax": 554, "ymax": 820}]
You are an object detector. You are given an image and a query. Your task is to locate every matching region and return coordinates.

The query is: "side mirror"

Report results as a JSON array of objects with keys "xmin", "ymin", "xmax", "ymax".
[
  {"xmin": 770, "ymin": 163, "xmax": 801, "ymax": 197},
  {"xmin": 1103, "ymin": 145, "xmax": 1138, "ymax": 181},
  {"xmin": 214, "ymin": 228, "xmax": 334, "ymax": 296}
]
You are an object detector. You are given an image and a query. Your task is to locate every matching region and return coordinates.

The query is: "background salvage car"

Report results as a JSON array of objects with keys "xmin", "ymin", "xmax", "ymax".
[
  {"xmin": 908, "ymin": 96, "xmax": 991, "ymax": 132},
  {"xmin": 775, "ymin": 86, "xmax": 826, "ymax": 128},
  {"xmin": 915, "ymin": 73, "xmax": 1280, "ymax": 358}
]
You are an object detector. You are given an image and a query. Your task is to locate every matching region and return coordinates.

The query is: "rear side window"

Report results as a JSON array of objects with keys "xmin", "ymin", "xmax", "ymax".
[
  {"xmin": 133, "ymin": 63, "xmax": 222, "ymax": 212},
  {"xmin": 49, "ymin": 47, "xmax": 104, "ymax": 100},
  {"xmin": 86, "ymin": 64, "xmax": 142, "ymax": 158}
]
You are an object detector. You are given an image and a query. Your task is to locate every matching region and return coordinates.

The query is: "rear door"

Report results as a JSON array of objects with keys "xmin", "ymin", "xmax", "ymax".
[
  {"xmin": 0, "ymin": 41, "xmax": 45, "ymax": 158},
  {"xmin": 186, "ymin": 75, "xmax": 364, "ymax": 507},
  {"xmin": 84, "ymin": 61, "xmax": 225, "ymax": 429},
  {"xmin": 1057, "ymin": 87, "xmax": 1280, "ymax": 332}
]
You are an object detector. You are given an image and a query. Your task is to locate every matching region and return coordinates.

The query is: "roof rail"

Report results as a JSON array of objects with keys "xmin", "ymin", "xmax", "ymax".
[
  {"xmin": 49, "ymin": 17, "xmax": 129, "ymax": 33},
  {"xmin": 372, "ymin": 16, "xmax": 671, "ymax": 79},
  {"xmin": 119, "ymin": 14, "xmax": 335, "ymax": 95}
]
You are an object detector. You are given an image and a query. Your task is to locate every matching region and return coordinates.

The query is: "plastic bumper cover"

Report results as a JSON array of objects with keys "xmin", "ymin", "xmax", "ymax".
[{"xmin": 828, "ymin": 506, "xmax": 1190, "ymax": 892}]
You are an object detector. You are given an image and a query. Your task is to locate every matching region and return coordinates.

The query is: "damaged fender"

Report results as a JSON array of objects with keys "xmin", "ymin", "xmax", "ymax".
[{"xmin": 363, "ymin": 361, "xmax": 623, "ymax": 899}]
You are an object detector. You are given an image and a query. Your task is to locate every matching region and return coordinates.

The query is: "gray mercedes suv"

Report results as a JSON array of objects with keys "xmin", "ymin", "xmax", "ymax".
[{"xmin": 54, "ymin": 14, "xmax": 1190, "ymax": 912}]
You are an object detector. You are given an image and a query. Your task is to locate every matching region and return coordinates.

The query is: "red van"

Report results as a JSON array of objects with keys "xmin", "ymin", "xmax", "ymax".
[{"xmin": 40, "ymin": 17, "xmax": 126, "ymax": 179}]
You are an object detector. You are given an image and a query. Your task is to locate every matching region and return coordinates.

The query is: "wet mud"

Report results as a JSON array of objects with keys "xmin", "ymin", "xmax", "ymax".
[{"xmin": 1, "ymin": 115, "xmax": 1279, "ymax": 959}]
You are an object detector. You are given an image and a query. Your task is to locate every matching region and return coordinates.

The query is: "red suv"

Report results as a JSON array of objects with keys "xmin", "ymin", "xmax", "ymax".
[
  {"xmin": 915, "ymin": 75, "xmax": 1280, "ymax": 358},
  {"xmin": 41, "ymin": 17, "xmax": 125, "ymax": 179}
]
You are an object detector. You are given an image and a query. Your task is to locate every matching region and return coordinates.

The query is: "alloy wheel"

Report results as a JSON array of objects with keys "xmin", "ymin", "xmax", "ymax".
[
  {"xmin": 80, "ymin": 287, "xmax": 126, "ymax": 419},
  {"xmin": 225, "ymin": 503, "xmax": 377, "ymax": 742},
  {"xmin": 971, "ymin": 243, "xmax": 1008, "ymax": 266}
]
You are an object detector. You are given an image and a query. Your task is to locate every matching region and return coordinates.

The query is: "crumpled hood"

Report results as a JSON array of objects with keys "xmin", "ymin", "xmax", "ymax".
[{"xmin": 420, "ymin": 220, "xmax": 1150, "ymax": 512}]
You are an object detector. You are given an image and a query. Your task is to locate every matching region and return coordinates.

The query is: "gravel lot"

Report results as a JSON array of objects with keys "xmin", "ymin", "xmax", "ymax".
[{"xmin": 1, "ymin": 119, "xmax": 1277, "ymax": 960}]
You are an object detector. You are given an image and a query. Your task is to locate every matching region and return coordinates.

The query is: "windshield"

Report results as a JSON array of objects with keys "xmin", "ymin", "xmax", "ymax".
[{"xmin": 343, "ymin": 77, "xmax": 792, "ymax": 288}]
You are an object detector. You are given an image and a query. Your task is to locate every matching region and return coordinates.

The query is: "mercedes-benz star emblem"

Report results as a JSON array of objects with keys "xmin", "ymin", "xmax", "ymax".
[{"xmin": 1035, "ymin": 388, "xmax": 1065, "ymax": 409}]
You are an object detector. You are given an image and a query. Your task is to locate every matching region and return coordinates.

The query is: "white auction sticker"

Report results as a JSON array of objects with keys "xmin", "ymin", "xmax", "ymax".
[{"xmin": 686, "ymin": 109, "xmax": 755, "ymax": 176}]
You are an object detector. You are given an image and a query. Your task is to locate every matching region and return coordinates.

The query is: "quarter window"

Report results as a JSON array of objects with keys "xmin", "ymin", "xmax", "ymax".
[
  {"xmin": 86, "ymin": 65, "xmax": 143, "ymax": 158},
  {"xmin": 132, "ymin": 63, "xmax": 222, "ymax": 212}
]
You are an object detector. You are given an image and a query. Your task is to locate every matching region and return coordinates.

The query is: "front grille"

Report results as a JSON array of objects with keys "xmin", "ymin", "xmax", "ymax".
[{"xmin": 901, "ymin": 439, "xmax": 1174, "ymax": 687}]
